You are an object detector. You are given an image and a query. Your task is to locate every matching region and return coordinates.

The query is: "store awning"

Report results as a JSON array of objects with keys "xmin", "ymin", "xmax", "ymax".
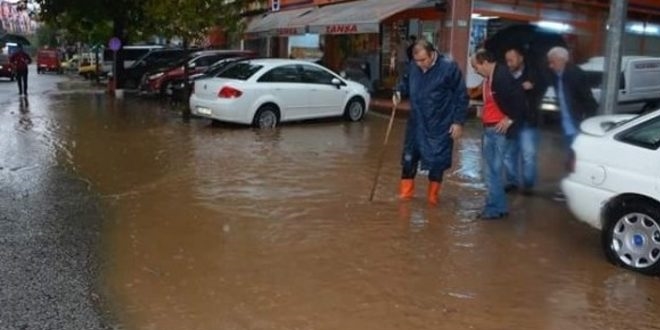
[
  {"xmin": 245, "ymin": 7, "xmax": 315, "ymax": 37},
  {"xmin": 307, "ymin": 0, "xmax": 435, "ymax": 35}
]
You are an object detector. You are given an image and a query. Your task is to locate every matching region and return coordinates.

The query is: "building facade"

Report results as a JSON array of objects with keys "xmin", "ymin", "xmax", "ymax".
[
  {"xmin": 0, "ymin": 0, "xmax": 37, "ymax": 35},
  {"xmin": 244, "ymin": 0, "xmax": 660, "ymax": 91}
]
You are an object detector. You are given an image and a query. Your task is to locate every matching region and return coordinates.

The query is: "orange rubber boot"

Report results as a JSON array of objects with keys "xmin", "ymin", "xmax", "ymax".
[
  {"xmin": 427, "ymin": 182, "xmax": 441, "ymax": 205},
  {"xmin": 399, "ymin": 179, "xmax": 415, "ymax": 200}
]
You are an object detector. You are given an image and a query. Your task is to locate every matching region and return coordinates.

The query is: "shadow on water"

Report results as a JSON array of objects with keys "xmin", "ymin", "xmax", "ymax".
[{"xmin": 39, "ymin": 94, "xmax": 660, "ymax": 330}]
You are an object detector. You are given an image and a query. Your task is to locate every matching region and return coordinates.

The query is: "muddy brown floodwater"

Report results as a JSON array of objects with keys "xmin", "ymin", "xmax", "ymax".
[{"xmin": 54, "ymin": 95, "xmax": 660, "ymax": 329}]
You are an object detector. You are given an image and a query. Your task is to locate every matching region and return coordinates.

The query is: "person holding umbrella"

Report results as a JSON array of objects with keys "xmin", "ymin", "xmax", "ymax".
[
  {"xmin": 10, "ymin": 44, "xmax": 32, "ymax": 97},
  {"xmin": 503, "ymin": 47, "xmax": 547, "ymax": 195},
  {"xmin": 392, "ymin": 39, "xmax": 469, "ymax": 205}
]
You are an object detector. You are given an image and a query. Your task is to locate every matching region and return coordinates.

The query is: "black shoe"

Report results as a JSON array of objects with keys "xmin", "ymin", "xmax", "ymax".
[
  {"xmin": 477, "ymin": 212, "xmax": 508, "ymax": 220},
  {"xmin": 504, "ymin": 184, "xmax": 518, "ymax": 193},
  {"xmin": 521, "ymin": 187, "xmax": 534, "ymax": 196},
  {"xmin": 553, "ymin": 191, "xmax": 566, "ymax": 202}
]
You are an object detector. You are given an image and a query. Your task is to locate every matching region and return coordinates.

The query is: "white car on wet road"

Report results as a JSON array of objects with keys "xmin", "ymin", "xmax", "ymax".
[
  {"xmin": 562, "ymin": 109, "xmax": 660, "ymax": 275},
  {"xmin": 189, "ymin": 59, "xmax": 370, "ymax": 128}
]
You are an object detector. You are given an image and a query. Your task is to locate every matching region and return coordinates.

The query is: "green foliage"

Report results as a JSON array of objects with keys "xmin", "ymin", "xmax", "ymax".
[
  {"xmin": 35, "ymin": 0, "xmax": 248, "ymax": 46},
  {"xmin": 35, "ymin": 24, "xmax": 58, "ymax": 48},
  {"xmin": 142, "ymin": 0, "xmax": 246, "ymax": 45},
  {"xmin": 36, "ymin": 0, "xmax": 146, "ymax": 42}
]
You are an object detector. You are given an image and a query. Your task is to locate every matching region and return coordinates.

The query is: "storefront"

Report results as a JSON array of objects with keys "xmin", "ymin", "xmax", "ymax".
[
  {"xmin": 304, "ymin": 0, "xmax": 441, "ymax": 90},
  {"xmin": 244, "ymin": 6, "xmax": 314, "ymax": 57},
  {"xmin": 246, "ymin": 0, "xmax": 443, "ymax": 90}
]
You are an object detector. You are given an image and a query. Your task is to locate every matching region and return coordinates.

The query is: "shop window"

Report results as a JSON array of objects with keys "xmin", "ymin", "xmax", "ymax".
[{"xmin": 258, "ymin": 65, "xmax": 301, "ymax": 83}]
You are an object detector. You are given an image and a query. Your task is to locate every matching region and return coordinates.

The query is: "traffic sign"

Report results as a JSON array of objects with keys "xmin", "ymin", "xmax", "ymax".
[{"xmin": 108, "ymin": 37, "xmax": 121, "ymax": 52}]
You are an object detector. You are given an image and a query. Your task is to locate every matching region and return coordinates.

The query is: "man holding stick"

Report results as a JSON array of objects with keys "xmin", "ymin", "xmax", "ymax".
[{"xmin": 393, "ymin": 40, "xmax": 469, "ymax": 205}]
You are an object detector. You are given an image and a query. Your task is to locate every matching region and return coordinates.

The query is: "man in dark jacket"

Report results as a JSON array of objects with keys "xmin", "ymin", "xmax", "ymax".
[
  {"xmin": 471, "ymin": 49, "xmax": 527, "ymax": 219},
  {"xmin": 547, "ymin": 46, "xmax": 598, "ymax": 201},
  {"xmin": 9, "ymin": 44, "xmax": 32, "ymax": 97},
  {"xmin": 393, "ymin": 39, "xmax": 469, "ymax": 205},
  {"xmin": 503, "ymin": 48, "xmax": 546, "ymax": 195},
  {"xmin": 547, "ymin": 46, "xmax": 598, "ymax": 144}
]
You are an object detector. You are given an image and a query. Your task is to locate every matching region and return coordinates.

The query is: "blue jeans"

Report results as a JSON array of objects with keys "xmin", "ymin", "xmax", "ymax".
[
  {"xmin": 482, "ymin": 127, "xmax": 508, "ymax": 216},
  {"xmin": 504, "ymin": 124, "xmax": 540, "ymax": 189},
  {"xmin": 564, "ymin": 134, "xmax": 576, "ymax": 151},
  {"xmin": 563, "ymin": 133, "xmax": 576, "ymax": 172}
]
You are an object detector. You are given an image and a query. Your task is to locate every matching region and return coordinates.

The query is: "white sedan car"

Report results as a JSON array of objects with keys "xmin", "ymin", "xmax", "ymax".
[
  {"xmin": 562, "ymin": 110, "xmax": 660, "ymax": 275},
  {"xmin": 189, "ymin": 59, "xmax": 370, "ymax": 128}
]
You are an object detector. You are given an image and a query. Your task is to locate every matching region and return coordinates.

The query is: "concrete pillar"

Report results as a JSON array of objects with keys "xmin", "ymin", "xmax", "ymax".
[
  {"xmin": 601, "ymin": 0, "xmax": 628, "ymax": 115},
  {"xmin": 441, "ymin": 0, "xmax": 473, "ymax": 74}
]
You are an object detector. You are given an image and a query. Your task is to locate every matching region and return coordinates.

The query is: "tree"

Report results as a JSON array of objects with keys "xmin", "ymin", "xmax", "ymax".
[
  {"xmin": 142, "ymin": 0, "xmax": 246, "ymax": 48},
  {"xmin": 37, "ymin": 0, "xmax": 144, "ymax": 39},
  {"xmin": 35, "ymin": 0, "xmax": 248, "ymax": 87},
  {"xmin": 35, "ymin": 24, "xmax": 58, "ymax": 49}
]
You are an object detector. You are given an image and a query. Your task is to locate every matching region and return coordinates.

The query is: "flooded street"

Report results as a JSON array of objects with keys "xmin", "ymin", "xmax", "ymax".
[{"xmin": 2, "ymin": 72, "xmax": 660, "ymax": 330}]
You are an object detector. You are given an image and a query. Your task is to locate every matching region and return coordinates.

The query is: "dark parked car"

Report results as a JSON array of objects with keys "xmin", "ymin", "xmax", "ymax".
[
  {"xmin": 170, "ymin": 56, "xmax": 253, "ymax": 102},
  {"xmin": 0, "ymin": 54, "xmax": 15, "ymax": 80},
  {"xmin": 121, "ymin": 48, "xmax": 200, "ymax": 89},
  {"xmin": 140, "ymin": 50, "xmax": 254, "ymax": 96}
]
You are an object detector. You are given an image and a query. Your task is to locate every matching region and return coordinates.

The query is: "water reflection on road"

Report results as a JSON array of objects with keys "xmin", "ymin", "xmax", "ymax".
[{"xmin": 22, "ymin": 93, "xmax": 660, "ymax": 330}]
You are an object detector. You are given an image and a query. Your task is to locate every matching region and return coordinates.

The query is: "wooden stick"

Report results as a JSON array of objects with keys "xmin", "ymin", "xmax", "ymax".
[{"xmin": 368, "ymin": 104, "xmax": 398, "ymax": 202}]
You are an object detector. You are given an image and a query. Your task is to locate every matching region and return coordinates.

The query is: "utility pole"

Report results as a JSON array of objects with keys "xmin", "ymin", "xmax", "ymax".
[{"xmin": 600, "ymin": 0, "xmax": 628, "ymax": 114}]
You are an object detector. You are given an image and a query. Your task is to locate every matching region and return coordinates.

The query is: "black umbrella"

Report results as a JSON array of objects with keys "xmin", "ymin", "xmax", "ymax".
[
  {"xmin": 0, "ymin": 33, "xmax": 31, "ymax": 46},
  {"xmin": 484, "ymin": 23, "xmax": 566, "ymax": 67},
  {"xmin": 484, "ymin": 23, "xmax": 567, "ymax": 90}
]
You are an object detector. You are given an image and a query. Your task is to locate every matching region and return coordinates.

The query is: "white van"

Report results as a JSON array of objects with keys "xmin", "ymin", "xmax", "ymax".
[{"xmin": 541, "ymin": 56, "xmax": 660, "ymax": 114}]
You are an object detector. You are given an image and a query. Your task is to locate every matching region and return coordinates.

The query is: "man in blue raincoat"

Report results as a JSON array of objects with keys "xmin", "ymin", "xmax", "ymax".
[{"xmin": 393, "ymin": 40, "xmax": 469, "ymax": 205}]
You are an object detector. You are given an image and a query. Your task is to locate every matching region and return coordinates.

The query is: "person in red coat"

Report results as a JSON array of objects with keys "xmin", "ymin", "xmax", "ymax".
[{"xmin": 10, "ymin": 44, "xmax": 32, "ymax": 96}]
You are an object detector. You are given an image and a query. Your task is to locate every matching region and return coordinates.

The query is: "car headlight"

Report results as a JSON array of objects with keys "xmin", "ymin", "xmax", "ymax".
[
  {"xmin": 0, "ymin": 65, "xmax": 3, "ymax": 69},
  {"xmin": 148, "ymin": 72, "xmax": 165, "ymax": 80}
]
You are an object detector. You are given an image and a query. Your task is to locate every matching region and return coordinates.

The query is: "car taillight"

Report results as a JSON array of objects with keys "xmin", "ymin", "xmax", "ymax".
[
  {"xmin": 218, "ymin": 86, "xmax": 242, "ymax": 98},
  {"xmin": 567, "ymin": 149, "xmax": 576, "ymax": 173}
]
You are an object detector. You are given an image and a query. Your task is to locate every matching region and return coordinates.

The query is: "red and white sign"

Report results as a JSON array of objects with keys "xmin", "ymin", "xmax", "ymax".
[
  {"xmin": 325, "ymin": 24, "xmax": 358, "ymax": 34},
  {"xmin": 309, "ymin": 23, "xmax": 378, "ymax": 35},
  {"xmin": 276, "ymin": 27, "xmax": 304, "ymax": 36}
]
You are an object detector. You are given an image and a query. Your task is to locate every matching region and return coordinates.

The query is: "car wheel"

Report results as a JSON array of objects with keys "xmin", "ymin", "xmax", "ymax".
[
  {"xmin": 161, "ymin": 81, "xmax": 173, "ymax": 97},
  {"xmin": 253, "ymin": 105, "xmax": 279, "ymax": 129},
  {"xmin": 344, "ymin": 97, "xmax": 365, "ymax": 122},
  {"xmin": 602, "ymin": 200, "xmax": 660, "ymax": 275},
  {"xmin": 125, "ymin": 79, "xmax": 137, "ymax": 90}
]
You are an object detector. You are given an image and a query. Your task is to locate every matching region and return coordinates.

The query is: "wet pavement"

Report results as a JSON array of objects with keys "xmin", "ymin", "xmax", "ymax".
[
  {"xmin": 1, "ymin": 69, "xmax": 659, "ymax": 330},
  {"xmin": 0, "ymin": 68, "xmax": 111, "ymax": 329}
]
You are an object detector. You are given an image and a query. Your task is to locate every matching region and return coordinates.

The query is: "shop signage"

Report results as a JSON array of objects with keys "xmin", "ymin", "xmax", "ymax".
[
  {"xmin": 313, "ymin": 0, "xmax": 353, "ymax": 4},
  {"xmin": 277, "ymin": 27, "xmax": 301, "ymax": 35},
  {"xmin": 325, "ymin": 24, "xmax": 358, "ymax": 34}
]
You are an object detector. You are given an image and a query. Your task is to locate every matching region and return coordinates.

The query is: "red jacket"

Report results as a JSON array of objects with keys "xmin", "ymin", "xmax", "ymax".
[{"xmin": 10, "ymin": 51, "xmax": 31, "ymax": 71}]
